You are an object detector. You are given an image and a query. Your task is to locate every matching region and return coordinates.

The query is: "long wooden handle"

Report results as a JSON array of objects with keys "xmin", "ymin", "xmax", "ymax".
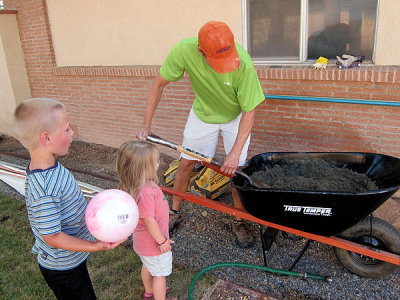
[
  {"xmin": 176, "ymin": 145, "xmax": 213, "ymax": 164},
  {"xmin": 147, "ymin": 134, "xmax": 262, "ymax": 186},
  {"xmin": 147, "ymin": 134, "xmax": 219, "ymax": 166},
  {"xmin": 175, "ymin": 146, "xmax": 254, "ymax": 180},
  {"xmin": 148, "ymin": 134, "xmax": 249, "ymax": 174}
]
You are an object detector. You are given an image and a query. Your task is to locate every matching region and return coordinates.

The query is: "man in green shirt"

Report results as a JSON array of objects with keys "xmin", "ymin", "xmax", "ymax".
[{"xmin": 137, "ymin": 21, "xmax": 265, "ymax": 248}]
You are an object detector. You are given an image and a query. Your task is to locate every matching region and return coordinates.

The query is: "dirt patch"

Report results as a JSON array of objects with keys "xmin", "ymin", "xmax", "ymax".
[
  {"xmin": 202, "ymin": 279, "xmax": 279, "ymax": 300},
  {"xmin": 0, "ymin": 135, "xmax": 172, "ymax": 185}
]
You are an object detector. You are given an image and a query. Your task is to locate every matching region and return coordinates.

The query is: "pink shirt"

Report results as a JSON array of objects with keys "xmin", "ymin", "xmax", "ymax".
[{"xmin": 133, "ymin": 181, "xmax": 170, "ymax": 256}]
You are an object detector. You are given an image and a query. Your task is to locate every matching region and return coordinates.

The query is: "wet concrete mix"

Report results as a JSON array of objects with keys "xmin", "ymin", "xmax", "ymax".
[{"xmin": 252, "ymin": 158, "xmax": 378, "ymax": 192}]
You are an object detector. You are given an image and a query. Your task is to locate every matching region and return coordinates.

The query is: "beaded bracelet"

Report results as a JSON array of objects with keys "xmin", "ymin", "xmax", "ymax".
[{"xmin": 157, "ymin": 239, "xmax": 168, "ymax": 247}]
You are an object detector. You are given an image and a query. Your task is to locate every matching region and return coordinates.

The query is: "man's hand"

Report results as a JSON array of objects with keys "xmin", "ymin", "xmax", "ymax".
[
  {"xmin": 220, "ymin": 109, "xmax": 255, "ymax": 175},
  {"xmin": 221, "ymin": 151, "xmax": 240, "ymax": 175},
  {"xmin": 136, "ymin": 127, "xmax": 150, "ymax": 141}
]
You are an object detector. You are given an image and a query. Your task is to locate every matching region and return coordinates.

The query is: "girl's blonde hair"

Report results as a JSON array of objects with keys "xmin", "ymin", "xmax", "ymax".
[
  {"xmin": 116, "ymin": 141, "xmax": 159, "ymax": 199},
  {"xmin": 12, "ymin": 98, "xmax": 66, "ymax": 150}
]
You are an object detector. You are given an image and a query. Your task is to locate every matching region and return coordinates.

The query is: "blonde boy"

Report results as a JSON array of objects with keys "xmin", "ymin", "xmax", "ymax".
[{"xmin": 13, "ymin": 98, "xmax": 125, "ymax": 300}]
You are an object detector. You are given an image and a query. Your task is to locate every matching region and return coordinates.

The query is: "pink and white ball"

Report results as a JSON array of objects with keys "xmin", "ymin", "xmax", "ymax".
[{"xmin": 85, "ymin": 189, "xmax": 139, "ymax": 243}]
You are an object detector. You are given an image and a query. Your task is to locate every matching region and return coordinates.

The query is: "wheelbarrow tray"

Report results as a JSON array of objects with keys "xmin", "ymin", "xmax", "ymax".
[{"xmin": 231, "ymin": 152, "xmax": 400, "ymax": 236}]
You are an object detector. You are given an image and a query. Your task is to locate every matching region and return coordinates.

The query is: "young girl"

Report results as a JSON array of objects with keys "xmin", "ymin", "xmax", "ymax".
[{"xmin": 116, "ymin": 141, "xmax": 177, "ymax": 300}]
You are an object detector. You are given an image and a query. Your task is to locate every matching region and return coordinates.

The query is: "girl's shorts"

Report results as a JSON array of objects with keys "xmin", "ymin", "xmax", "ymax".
[
  {"xmin": 181, "ymin": 108, "xmax": 250, "ymax": 166},
  {"xmin": 139, "ymin": 251, "xmax": 172, "ymax": 277}
]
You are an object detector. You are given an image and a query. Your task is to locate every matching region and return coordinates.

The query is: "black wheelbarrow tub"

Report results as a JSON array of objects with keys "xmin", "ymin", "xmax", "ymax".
[{"xmin": 231, "ymin": 152, "xmax": 400, "ymax": 236}]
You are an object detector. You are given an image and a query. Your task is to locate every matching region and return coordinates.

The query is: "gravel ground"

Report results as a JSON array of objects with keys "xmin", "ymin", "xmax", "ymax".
[{"xmin": 1, "ymin": 138, "xmax": 399, "ymax": 300}]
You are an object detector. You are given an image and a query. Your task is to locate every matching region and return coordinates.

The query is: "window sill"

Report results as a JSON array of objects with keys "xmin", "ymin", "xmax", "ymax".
[
  {"xmin": 255, "ymin": 65, "xmax": 400, "ymax": 83},
  {"xmin": 51, "ymin": 64, "xmax": 400, "ymax": 84}
]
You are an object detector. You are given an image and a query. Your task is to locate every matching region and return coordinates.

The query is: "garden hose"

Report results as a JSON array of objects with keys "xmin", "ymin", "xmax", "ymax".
[{"xmin": 188, "ymin": 262, "xmax": 332, "ymax": 300}]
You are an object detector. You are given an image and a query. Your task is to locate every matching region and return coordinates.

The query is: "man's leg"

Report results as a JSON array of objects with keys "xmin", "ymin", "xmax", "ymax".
[
  {"xmin": 221, "ymin": 115, "xmax": 255, "ymax": 248},
  {"xmin": 232, "ymin": 186, "xmax": 244, "ymax": 219},
  {"xmin": 231, "ymin": 183, "xmax": 255, "ymax": 248},
  {"xmin": 169, "ymin": 108, "xmax": 219, "ymax": 232},
  {"xmin": 169, "ymin": 158, "xmax": 197, "ymax": 232}
]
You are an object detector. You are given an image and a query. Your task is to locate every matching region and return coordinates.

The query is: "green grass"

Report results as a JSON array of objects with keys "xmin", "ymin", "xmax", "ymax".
[{"xmin": 0, "ymin": 195, "xmax": 214, "ymax": 300}]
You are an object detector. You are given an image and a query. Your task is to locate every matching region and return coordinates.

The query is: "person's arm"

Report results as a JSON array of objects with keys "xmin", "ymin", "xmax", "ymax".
[
  {"xmin": 220, "ymin": 109, "xmax": 256, "ymax": 174},
  {"xmin": 143, "ymin": 217, "xmax": 174, "ymax": 253},
  {"xmin": 42, "ymin": 232, "xmax": 126, "ymax": 252},
  {"xmin": 136, "ymin": 74, "xmax": 170, "ymax": 141}
]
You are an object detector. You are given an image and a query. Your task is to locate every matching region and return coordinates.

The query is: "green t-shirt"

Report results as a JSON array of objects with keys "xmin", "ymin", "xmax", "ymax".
[{"xmin": 160, "ymin": 37, "xmax": 265, "ymax": 124}]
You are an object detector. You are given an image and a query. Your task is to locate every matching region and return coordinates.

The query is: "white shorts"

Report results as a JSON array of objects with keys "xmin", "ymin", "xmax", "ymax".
[
  {"xmin": 139, "ymin": 251, "xmax": 172, "ymax": 277},
  {"xmin": 181, "ymin": 108, "xmax": 250, "ymax": 166}
]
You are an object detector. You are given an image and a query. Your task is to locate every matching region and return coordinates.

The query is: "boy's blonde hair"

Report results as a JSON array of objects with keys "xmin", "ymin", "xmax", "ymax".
[
  {"xmin": 116, "ymin": 141, "xmax": 159, "ymax": 199},
  {"xmin": 13, "ymin": 98, "xmax": 65, "ymax": 150}
]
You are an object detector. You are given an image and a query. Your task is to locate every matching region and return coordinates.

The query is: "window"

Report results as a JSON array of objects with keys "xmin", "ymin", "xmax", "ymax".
[{"xmin": 245, "ymin": 0, "xmax": 378, "ymax": 63}]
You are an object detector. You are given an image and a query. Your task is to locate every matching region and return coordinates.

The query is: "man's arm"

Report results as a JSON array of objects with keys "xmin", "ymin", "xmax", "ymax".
[
  {"xmin": 220, "ymin": 109, "xmax": 256, "ymax": 174},
  {"xmin": 42, "ymin": 232, "xmax": 126, "ymax": 252},
  {"xmin": 136, "ymin": 74, "xmax": 170, "ymax": 140}
]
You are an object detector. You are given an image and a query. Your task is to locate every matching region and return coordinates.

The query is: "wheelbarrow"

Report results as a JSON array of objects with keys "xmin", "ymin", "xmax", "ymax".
[
  {"xmin": 147, "ymin": 136, "xmax": 400, "ymax": 278},
  {"xmin": 232, "ymin": 152, "xmax": 400, "ymax": 278}
]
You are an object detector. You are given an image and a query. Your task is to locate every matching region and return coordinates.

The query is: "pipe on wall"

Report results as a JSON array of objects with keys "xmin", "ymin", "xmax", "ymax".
[{"xmin": 265, "ymin": 95, "xmax": 400, "ymax": 107}]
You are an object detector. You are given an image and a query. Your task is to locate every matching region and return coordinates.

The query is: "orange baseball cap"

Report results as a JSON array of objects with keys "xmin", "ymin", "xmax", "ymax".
[{"xmin": 198, "ymin": 21, "xmax": 240, "ymax": 74}]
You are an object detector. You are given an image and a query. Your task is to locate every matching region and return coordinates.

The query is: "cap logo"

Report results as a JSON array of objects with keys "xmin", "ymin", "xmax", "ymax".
[
  {"xmin": 216, "ymin": 45, "xmax": 231, "ymax": 54},
  {"xmin": 198, "ymin": 21, "xmax": 240, "ymax": 73}
]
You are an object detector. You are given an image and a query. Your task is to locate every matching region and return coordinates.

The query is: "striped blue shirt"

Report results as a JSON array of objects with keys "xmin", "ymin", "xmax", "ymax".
[{"xmin": 25, "ymin": 161, "xmax": 95, "ymax": 270}]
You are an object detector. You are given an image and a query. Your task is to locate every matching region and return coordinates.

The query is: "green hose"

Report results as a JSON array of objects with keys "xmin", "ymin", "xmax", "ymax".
[{"xmin": 188, "ymin": 262, "xmax": 331, "ymax": 300}]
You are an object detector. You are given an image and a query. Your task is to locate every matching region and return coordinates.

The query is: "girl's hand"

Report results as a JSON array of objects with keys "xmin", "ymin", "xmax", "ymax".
[{"xmin": 158, "ymin": 239, "xmax": 174, "ymax": 253}]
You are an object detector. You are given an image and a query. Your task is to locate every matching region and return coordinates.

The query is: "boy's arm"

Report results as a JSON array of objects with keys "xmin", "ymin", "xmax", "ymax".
[
  {"xmin": 42, "ymin": 232, "xmax": 126, "ymax": 252},
  {"xmin": 143, "ymin": 217, "xmax": 173, "ymax": 253}
]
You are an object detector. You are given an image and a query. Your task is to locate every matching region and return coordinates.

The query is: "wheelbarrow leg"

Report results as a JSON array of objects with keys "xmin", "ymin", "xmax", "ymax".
[
  {"xmin": 288, "ymin": 239, "xmax": 314, "ymax": 271},
  {"xmin": 259, "ymin": 226, "xmax": 280, "ymax": 267}
]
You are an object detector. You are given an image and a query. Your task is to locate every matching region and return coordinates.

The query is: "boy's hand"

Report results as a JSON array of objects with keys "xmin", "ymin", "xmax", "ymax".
[
  {"xmin": 96, "ymin": 237, "xmax": 128, "ymax": 251},
  {"xmin": 41, "ymin": 232, "xmax": 128, "ymax": 252}
]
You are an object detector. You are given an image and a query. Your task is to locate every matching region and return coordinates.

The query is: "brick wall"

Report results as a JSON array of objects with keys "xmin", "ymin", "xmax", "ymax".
[
  {"xmin": 11, "ymin": 0, "xmax": 400, "ymax": 160},
  {"xmin": 3, "ymin": 0, "xmax": 17, "ymax": 9},
  {"xmin": 256, "ymin": 67, "xmax": 400, "ymax": 157}
]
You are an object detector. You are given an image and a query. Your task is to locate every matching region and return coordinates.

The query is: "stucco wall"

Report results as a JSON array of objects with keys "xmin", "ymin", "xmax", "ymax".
[
  {"xmin": 0, "ymin": 12, "xmax": 31, "ymax": 135},
  {"xmin": 46, "ymin": 0, "xmax": 400, "ymax": 67},
  {"xmin": 375, "ymin": 1, "xmax": 400, "ymax": 65},
  {"xmin": 46, "ymin": 0, "xmax": 242, "ymax": 67}
]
